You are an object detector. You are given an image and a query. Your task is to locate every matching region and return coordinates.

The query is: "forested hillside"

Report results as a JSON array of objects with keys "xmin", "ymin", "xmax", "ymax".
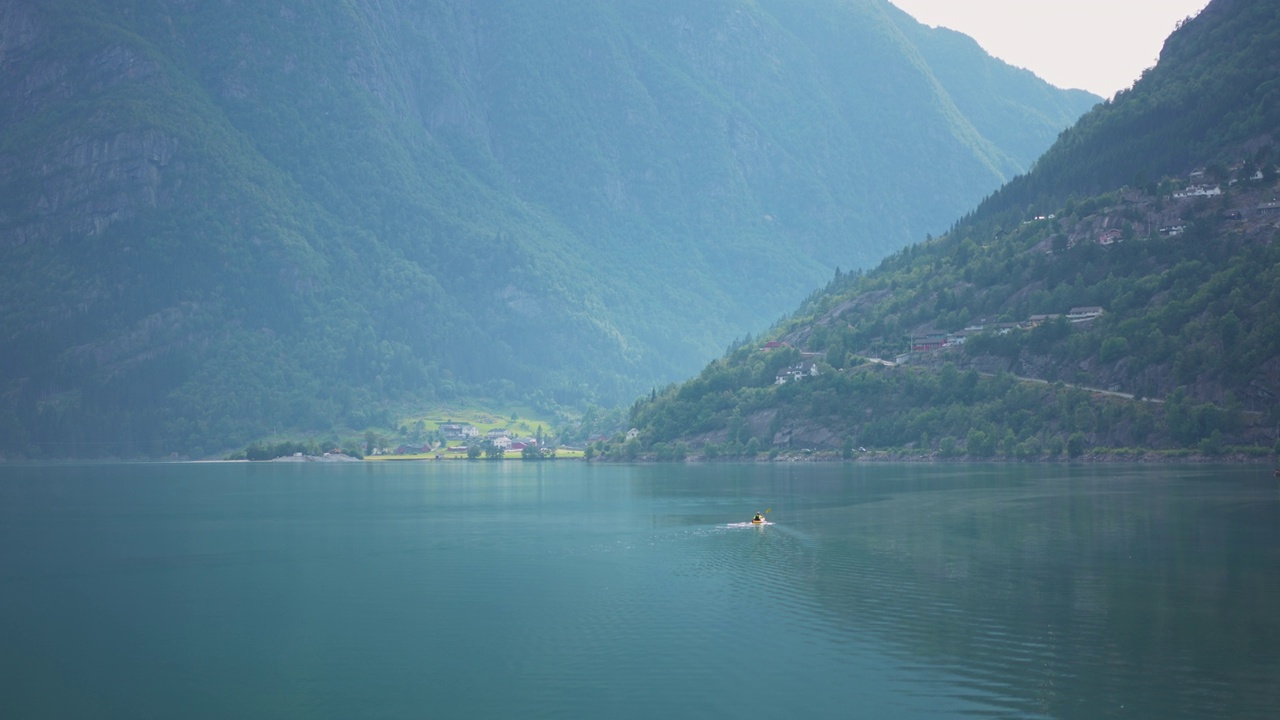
[
  {"xmin": 622, "ymin": 0, "xmax": 1280, "ymax": 462},
  {"xmin": 0, "ymin": 0, "xmax": 1095, "ymax": 457}
]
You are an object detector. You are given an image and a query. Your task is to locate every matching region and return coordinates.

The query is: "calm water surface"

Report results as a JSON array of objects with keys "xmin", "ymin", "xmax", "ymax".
[{"xmin": 1, "ymin": 462, "xmax": 1277, "ymax": 718}]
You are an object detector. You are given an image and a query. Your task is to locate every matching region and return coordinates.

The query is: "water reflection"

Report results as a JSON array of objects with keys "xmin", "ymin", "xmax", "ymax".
[
  {"xmin": 1, "ymin": 462, "xmax": 1276, "ymax": 718},
  {"xmin": 636, "ymin": 463, "xmax": 1280, "ymax": 719}
]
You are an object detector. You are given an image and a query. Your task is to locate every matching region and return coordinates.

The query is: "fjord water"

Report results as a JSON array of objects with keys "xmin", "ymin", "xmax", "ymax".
[{"xmin": 1, "ymin": 462, "xmax": 1277, "ymax": 718}]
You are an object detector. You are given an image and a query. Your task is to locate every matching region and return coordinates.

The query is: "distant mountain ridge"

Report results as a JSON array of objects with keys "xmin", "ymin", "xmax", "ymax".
[{"xmin": 0, "ymin": 0, "xmax": 1096, "ymax": 456}]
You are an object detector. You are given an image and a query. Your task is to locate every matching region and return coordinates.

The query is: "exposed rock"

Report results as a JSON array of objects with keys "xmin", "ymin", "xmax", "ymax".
[{"xmin": 3, "ymin": 129, "xmax": 180, "ymax": 246}]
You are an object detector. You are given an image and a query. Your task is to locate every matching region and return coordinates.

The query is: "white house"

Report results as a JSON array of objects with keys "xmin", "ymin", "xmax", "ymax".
[
  {"xmin": 1173, "ymin": 185, "xmax": 1222, "ymax": 199},
  {"xmin": 775, "ymin": 361, "xmax": 820, "ymax": 384},
  {"xmin": 440, "ymin": 423, "xmax": 479, "ymax": 440}
]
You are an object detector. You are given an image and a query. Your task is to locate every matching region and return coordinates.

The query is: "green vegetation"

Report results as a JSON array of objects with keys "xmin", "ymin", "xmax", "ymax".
[
  {"xmin": 616, "ymin": 0, "xmax": 1280, "ymax": 461},
  {"xmin": 619, "ymin": 341, "xmax": 1266, "ymax": 461},
  {"xmin": 0, "ymin": 0, "xmax": 1095, "ymax": 458}
]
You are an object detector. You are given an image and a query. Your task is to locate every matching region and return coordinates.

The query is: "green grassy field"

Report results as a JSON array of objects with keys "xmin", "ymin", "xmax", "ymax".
[
  {"xmin": 399, "ymin": 401, "xmax": 563, "ymax": 439},
  {"xmin": 361, "ymin": 401, "xmax": 583, "ymax": 461}
]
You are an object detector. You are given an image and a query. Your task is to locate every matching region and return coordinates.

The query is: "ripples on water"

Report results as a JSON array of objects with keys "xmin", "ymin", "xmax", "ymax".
[{"xmin": 0, "ymin": 462, "xmax": 1276, "ymax": 718}]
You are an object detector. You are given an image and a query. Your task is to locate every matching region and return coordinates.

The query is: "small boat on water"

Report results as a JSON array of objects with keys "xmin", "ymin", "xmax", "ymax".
[{"xmin": 751, "ymin": 513, "xmax": 766, "ymax": 524}]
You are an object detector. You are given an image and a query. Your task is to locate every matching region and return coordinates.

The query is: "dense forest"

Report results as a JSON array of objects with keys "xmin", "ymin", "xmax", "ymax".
[
  {"xmin": 617, "ymin": 0, "xmax": 1280, "ymax": 462},
  {"xmin": 0, "ymin": 0, "xmax": 1095, "ymax": 458}
]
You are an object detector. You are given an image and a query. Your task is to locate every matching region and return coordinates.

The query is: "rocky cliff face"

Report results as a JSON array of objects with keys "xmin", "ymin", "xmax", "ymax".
[
  {"xmin": 1, "ymin": 2, "xmax": 176, "ymax": 248},
  {"xmin": 11, "ymin": 130, "xmax": 179, "ymax": 244}
]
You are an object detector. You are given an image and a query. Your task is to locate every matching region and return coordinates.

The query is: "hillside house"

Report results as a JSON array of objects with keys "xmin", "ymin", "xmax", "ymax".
[
  {"xmin": 1173, "ymin": 184, "xmax": 1222, "ymax": 199},
  {"xmin": 1098, "ymin": 229, "xmax": 1123, "ymax": 245},
  {"xmin": 1068, "ymin": 306, "xmax": 1104, "ymax": 323},
  {"xmin": 775, "ymin": 361, "xmax": 819, "ymax": 385},
  {"xmin": 440, "ymin": 423, "xmax": 479, "ymax": 440},
  {"xmin": 911, "ymin": 332, "xmax": 948, "ymax": 352},
  {"xmin": 1227, "ymin": 162, "xmax": 1265, "ymax": 184}
]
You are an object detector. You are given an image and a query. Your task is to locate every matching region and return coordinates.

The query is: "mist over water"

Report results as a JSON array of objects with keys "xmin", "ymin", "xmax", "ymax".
[{"xmin": 1, "ymin": 462, "xmax": 1276, "ymax": 718}]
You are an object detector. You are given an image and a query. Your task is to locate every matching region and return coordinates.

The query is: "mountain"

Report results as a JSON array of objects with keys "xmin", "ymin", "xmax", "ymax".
[
  {"xmin": 623, "ymin": 0, "xmax": 1280, "ymax": 461},
  {"xmin": 0, "ymin": 0, "xmax": 1095, "ymax": 457}
]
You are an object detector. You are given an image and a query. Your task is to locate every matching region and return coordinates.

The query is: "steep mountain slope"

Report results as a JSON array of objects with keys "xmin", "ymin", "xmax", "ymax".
[
  {"xmin": 978, "ymin": 0, "xmax": 1280, "ymax": 221},
  {"xmin": 0, "ymin": 0, "xmax": 1095, "ymax": 456},
  {"xmin": 624, "ymin": 0, "xmax": 1280, "ymax": 460}
]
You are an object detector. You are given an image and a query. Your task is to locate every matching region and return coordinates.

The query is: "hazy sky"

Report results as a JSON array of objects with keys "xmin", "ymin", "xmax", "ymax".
[{"xmin": 891, "ymin": 1, "xmax": 1211, "ymax": 98}]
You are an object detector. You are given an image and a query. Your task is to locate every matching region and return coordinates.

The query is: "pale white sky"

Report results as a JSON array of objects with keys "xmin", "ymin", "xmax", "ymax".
[{"xmin": 890, "ymin": 0, "xmax": 1211, "ymax": 98}]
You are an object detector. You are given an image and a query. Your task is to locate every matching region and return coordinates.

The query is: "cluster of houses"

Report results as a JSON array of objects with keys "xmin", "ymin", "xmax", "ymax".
[
  {"xmin": 1045, "ymin": 164, "xmax": 1280, "ymax": 246},
  {"xmin": 908, "ymin": 306, "xmax": 1103, "ymax": 355},
  {"xmin": 1167, "ymin": 165, "xmax": 1280, "ymax": 223},
  {"xmin": 1168, "ymin": 164, "xmax": 1280, "ymax": 236},
  {"xmin": 1173, "ymin": 165, "xmax": 1272, "ymax": 200},
  {"xmin": 438, "ymin": 423, "xmax": 540, "ymax": 452}
]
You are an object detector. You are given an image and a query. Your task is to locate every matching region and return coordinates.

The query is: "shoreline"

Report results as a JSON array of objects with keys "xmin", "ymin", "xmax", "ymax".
[
  {"xmin": 2, "ymin": 450, "xmax": 1276, "ymax": 467},
  {"xmin": 603, "ymin": 449, "xmax": 1279, "ymax": 465}
]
